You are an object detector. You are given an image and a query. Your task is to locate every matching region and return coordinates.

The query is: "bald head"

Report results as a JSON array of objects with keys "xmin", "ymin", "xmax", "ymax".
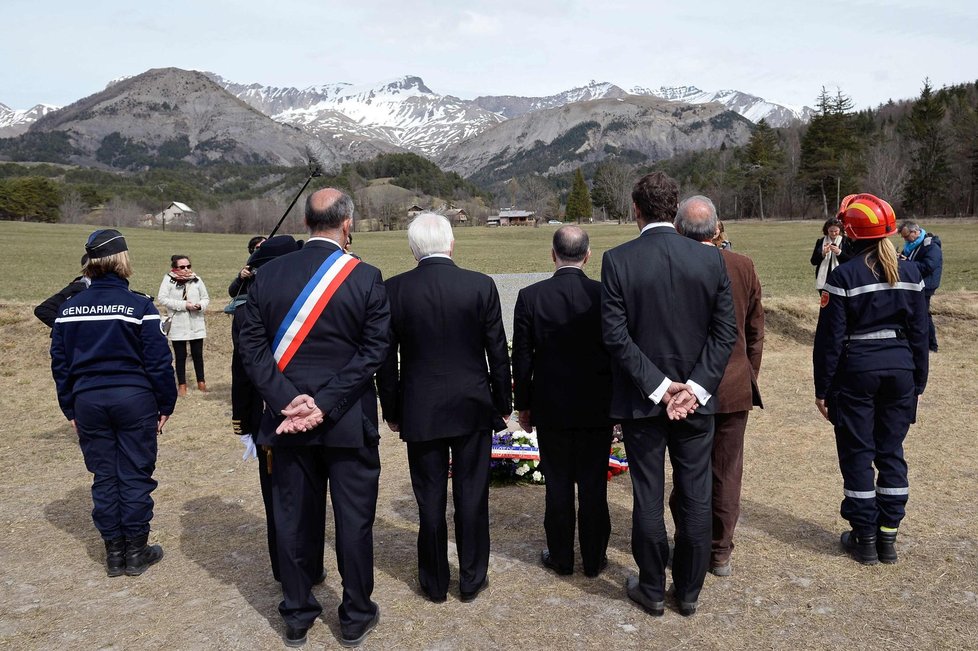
[
  {"xmin": 674, "ymin": 195, "xmax": 719, "ymax": 243},
  {"xmin": 552, "ymin": 225, "xmax": 590, "ymax": 266},
  {"xmin": 305, "ymin": 188, "xmax": 354, "ymax": 235}
]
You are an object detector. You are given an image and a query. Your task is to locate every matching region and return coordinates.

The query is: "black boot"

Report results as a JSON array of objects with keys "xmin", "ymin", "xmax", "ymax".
[
  {"xmin": 125, "ymin": 534, "xmax": 164, "ymax": 576},
  {"xmin": 841, "ymin": 530, "xmax": 879, "ymax": 565},
  {"xmin": 876, "ymin": 528, "xmax": 898, "ymax": 564},
  {"xmin": 104, "ymin": 537, "xmax": 126, "ymax": 577}
]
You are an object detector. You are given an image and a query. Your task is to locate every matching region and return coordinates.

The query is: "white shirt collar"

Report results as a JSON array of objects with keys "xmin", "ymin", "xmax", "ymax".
[
  {"xmin": 641, "ymin": 222, "xmax": 676, "ymax": 234},
  {"xmin": 307, "ymin": 236, "xmax": 345, "ymax": 249},
  {"xmin": 419, "ymin": 253, "xmax": 452, "ymax": 261}
]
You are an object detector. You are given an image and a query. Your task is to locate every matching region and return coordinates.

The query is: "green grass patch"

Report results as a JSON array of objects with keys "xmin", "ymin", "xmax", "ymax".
[{"xmin": 4, "ymin": 218, "xmax": 977, "ymax": 304}]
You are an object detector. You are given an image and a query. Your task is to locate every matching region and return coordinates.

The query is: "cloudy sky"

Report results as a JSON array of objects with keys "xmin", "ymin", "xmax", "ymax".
[{"xmin": 2, "ymin": 0, "xmax": 975, "ymax": 111}]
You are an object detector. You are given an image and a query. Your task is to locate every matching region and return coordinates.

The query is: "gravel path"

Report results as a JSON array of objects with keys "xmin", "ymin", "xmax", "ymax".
[{"xmin": 490, "ymin": 272, "xmax": 551, "ymax": 340}]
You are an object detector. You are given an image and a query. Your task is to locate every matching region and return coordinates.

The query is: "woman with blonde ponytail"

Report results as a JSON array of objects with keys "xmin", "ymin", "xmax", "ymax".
[{"xmin": 812, "ymin": 194, "xmax": 930, "ymax": 568}]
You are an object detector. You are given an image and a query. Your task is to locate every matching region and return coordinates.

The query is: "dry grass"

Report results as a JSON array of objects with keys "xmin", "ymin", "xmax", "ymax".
[{"xmin": 2, "ymin": 221, "xmax": 977, "ymax": 650}]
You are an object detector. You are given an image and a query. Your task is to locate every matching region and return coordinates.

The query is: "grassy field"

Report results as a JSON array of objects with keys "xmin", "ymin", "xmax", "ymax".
[
  {"xmin": 1, "ymin": 218, "xmax": 977, "ymax": 649},
  {"xmin": 2, "ymin": 218, "xmax": 977, "ymax": 304}
]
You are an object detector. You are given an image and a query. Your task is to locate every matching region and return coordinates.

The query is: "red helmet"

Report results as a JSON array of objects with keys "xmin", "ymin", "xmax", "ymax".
[{"xmin": 837, "ymin": 193, "xmax": 896, "ymax": 240}]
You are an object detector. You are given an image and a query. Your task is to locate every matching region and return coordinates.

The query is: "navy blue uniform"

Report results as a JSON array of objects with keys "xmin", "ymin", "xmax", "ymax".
[
  {"xmin": 813, "ymin": 252, "xmax": 929, "ymax": 536},
  {"xmin": 903, "ymin": 232, "xmax": 943, "ymax": 351},
  {"xmin": 51, "ymin": 273, "xmax": 177, "ymax": 541}
]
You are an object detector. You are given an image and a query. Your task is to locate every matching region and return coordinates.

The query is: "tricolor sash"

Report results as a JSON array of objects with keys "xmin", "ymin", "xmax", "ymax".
[{"xmin": 272, "ymin": 249, "xmax": 360, "ymax": 371}]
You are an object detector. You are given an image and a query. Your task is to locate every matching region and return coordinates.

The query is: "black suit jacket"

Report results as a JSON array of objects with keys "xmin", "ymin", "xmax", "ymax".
[
  {"xmin": 238, "ymin": 240, "xmax": 391, "ymax": 447},
  {"xmin": 512, "ymin": 267, "xmax": 612, "ymax": 430},
  {"xmin": 601, "ymin": 225, "xmax": 737, "ymax": 419},
  {"xmin": 377, "ymin": 257, "xmax": 511, "ymax": 442}
]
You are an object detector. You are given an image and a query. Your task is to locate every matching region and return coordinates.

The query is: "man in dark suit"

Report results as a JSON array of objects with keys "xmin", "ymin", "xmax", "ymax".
[
  {"xmin": 601, "ymin": 173, "xmax": 736, "ymax": 617},
  {"xmin": 238, "ymin": 188, "xmax": 390, "ymax": 648},
  {"xmin": 672, "ymin": 196, "xmax": 765, "ymax": 578},
  {"xmin": 512, "ymin": 225, "xmax": 613, "ymax": 578},
  {"xmin": 377, "ymin": 212, "xmax": 511, "ymax": 604}
]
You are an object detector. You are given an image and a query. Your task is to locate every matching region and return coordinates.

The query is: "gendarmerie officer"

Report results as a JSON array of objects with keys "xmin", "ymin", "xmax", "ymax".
[
  {"xmin": 50, "ymin": 229, "xmax": 177, "ymax": 577},
  {"xmin": 813, "ymin": 194, "xmax": 929, "ymax": 565}
]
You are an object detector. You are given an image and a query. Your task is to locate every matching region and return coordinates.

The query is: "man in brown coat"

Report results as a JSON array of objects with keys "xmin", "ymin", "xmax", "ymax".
[{"xmin": 671, "ymin": 195, "xmax": 764, "ymax": 577}]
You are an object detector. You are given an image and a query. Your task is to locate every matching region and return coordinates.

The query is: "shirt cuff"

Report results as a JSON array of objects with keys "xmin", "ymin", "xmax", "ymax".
[
  {"xmin": 649, "ymin": 377, "xmax": 672, "ymax": 404},
  {"xmin": 687, "ymin": 379, "xmax": 711, "ymax": 406}
]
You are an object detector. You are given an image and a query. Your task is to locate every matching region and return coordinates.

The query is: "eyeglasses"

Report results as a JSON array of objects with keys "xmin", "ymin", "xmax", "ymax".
[{"xmin": 176, "ymin": 264, "xmax": 192, "ymax": 269}]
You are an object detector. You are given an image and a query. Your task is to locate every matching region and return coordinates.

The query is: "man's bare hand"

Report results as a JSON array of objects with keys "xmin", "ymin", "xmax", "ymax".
[
  {"xmin": 518, "ymin": 409, "xmax": 533, "ymax": 433},
  {"xmin": 277, "ymin": 395, "xmax": 324, "ymax": 434},
  {"xmin": 386, "ymin": 421, "xmax": 400, "ymax": 433},
  {"xmin": 815, "ymin": 398, "xmax": 829, "ymax": 421},
  {"xmin": 666, "ymin": 389, "xmax": 698, "ymax": 420}
]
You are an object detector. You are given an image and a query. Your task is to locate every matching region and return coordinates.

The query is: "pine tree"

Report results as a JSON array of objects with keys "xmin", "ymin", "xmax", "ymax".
[
  {"xmin": 902, "ymin": 79, "xmax": 950, "ymax": 214},
  {"xmin": 565, "ymin": 168, "xmax": 593, "ymax": 223},
  {"xmin": 799, "ymin": 87, "xmax": 867, "ymax": 216},
  {"xmin": 743, "ymin": 119, "xmax": 784, "ymax": 219}
]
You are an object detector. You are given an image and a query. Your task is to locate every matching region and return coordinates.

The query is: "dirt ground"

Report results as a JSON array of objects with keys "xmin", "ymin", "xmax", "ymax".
[{"xmin": 1, "ymin": 294, "xmax": 976, "ymax": 650}]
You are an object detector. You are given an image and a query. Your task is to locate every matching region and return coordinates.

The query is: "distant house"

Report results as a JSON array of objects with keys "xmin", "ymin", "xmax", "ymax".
[
  {"xmin": 442, "ymin": 208, "xmax": 468, "ymax": 225},
  {"xmin": 492, "ymin": 209, "xmax": 535, "ymax": 227},
  {"xmin": 406, "ymin": 204, "xmax": 425, "ymax": 218},
  {"xmin": 148, "ymin": 201, "xmax": 197, "ymax": 229}
]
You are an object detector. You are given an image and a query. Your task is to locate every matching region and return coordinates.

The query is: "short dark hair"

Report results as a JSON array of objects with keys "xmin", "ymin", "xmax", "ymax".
[
  {"xmin": 632, "ymin": 172, "xmax": 680, "ymax": 223},
  {"xmin": 305, "ymin": 190, "xmax": 354, "ymax": 232},
  {"xmin": 552, "ymin": 226, "xmax": 589, "ymax": 263},
  {"xmin": 170, "ymin": 254, "xmax": 190, "ymax": 267},
  {"xmin": 822, "ymin": 218, "xmax": 843, "ymax": 235},
  {"xmin": 247, "ymin": 236, "xmax": 266, "ymax": 254}
]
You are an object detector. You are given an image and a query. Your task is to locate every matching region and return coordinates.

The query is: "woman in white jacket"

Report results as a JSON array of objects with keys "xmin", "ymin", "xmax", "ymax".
[{"xmin": 158, "ymin": 254, "xmax": 209, "ymax": 396}]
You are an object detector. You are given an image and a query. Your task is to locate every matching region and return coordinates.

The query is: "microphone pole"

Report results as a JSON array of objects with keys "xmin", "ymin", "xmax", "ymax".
[{"xmin": 267, "ymin": 163, "xmax": 323, "ymax": 239}]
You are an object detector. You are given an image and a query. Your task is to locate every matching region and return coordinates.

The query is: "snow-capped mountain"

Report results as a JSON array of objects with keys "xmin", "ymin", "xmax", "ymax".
[
  {"xmin": 210, "ymin": 73, "xmax": 810, "ymax": 159},
  {"xmin": 630, "ymin": 85, "xmax": 812, "ymax": 126},
  {"xmin": 471, "ymin": 80, "xmax": 628, "ymax": 118},
  {"xmin": 207, "ymin": 73, "xmax": 503, "ymax": 157},
  {"xmin": 0, "ymin": 102, "xmax": 60, "ymax": 137}
]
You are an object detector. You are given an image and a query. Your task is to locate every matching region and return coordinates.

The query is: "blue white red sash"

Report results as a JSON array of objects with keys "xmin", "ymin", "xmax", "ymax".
[{"xmin": 272, "ymin": 249, "xmax": 360, "ymax": 371}]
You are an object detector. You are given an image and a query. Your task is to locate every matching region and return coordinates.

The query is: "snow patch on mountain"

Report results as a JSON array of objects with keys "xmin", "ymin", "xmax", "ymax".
[
  {"xmin": 0, "ymin": 102, "xmax": 60, "ymax": 136},
  {"xmin": 629, "ymin": 85, "xmax": 812, "ymax": 126}
]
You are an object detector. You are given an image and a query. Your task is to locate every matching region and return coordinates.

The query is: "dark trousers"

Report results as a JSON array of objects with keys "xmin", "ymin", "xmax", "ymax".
[
  {"xmin": 537, "ymin": 427, "xmax": 613, "ymax": 574},
  {"xmin": 231, "ymin": 345, "xmax": 263, "ymax": 436},
  {"xmin": 74, "ymin": 387, "xmax": 159, "ymax": 540},
  {"xmin": 172, "ymin": 338, "xmax": 204, "ymax": 384},
  {"xmin": 830, "ymin": 369, "xmax": 915, "ymax": 535},
  {"xmin": 925, "ymin": 291, "xmax": 938, "ymax": 350},
  {"xmin": 669, "ymin": 411, "xmax": 749, "ymax": 566},
  {"xmin": 406, "ymin": 431, "xmax": 491, "ymax": 598},
  {"xmin": 624, "ymin": 414, "xmax": 713, "ymax": 604},
  {"xmin": 271, "ymin": 445, "xmax": 379, "ymax": 632}
]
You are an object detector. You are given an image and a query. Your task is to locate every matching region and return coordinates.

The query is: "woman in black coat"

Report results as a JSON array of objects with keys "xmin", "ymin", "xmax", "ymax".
[{"xmin": 811, "ymin": 217, "xmax": 853, "ymax": 293}]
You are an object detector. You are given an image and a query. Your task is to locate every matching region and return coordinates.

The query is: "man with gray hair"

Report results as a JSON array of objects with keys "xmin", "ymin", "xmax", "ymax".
[
  {"xmin": 898, "ymin": 220, "xmax": 942, "ymax": 352},
  {"xmin": 673, "ymin": 196, "xmax": 764, "ymax": 578},
  {"xmin": 512, "ymin": 225, "xmax": 613, "ymax": 578},
  {"xmin": 377, "ymin": 212, "xmax": 511, "ymax": 604}
]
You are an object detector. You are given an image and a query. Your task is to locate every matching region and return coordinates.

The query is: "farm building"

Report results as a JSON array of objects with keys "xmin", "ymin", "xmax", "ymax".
[{"xmin": 144, "ymin": 202, "xmax": 197, "ymax": 229}]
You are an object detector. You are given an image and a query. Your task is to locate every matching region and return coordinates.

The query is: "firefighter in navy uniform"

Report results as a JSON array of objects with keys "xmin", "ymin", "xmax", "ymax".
[
  {"xmin": 813, "ymin": 194, "xmax": 929, "ymax": 565},
  {"xmin": 51, "ymin": 229, "xmax": 178, "ymax": 577}
]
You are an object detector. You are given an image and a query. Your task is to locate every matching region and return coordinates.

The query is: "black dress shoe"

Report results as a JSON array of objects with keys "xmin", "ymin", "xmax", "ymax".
[
  {"xmin": 420, "ymin": 586, "xmax": 447, "ymax": 603},
  {"xmin": 678, "ymin": 600, "xmax": 697, "ymax": 617},
  {"xmin": 541, "ymin": 549, "xmax": 573, "ymax": 576},
  {"xmin": 584, "ymin": 556, "xmax": 608, "ymax": 578},
  {"xmin": 340, "ymin": 609, "xmax": 380, "ymax": 648},
  {"xmin": 284, "ymin": 625, "xmax": 308, "ymax": 648},
  {"xmin": 314, "ymin": 569, "xmax": 327, "ymax": 585},
  {"xmin": 625, "ymin": 576, "xmax": 664, "ymax": 616},
  {"xmin": 460, "ymin": 577, "xmax": 489, "ymax": 602}
]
